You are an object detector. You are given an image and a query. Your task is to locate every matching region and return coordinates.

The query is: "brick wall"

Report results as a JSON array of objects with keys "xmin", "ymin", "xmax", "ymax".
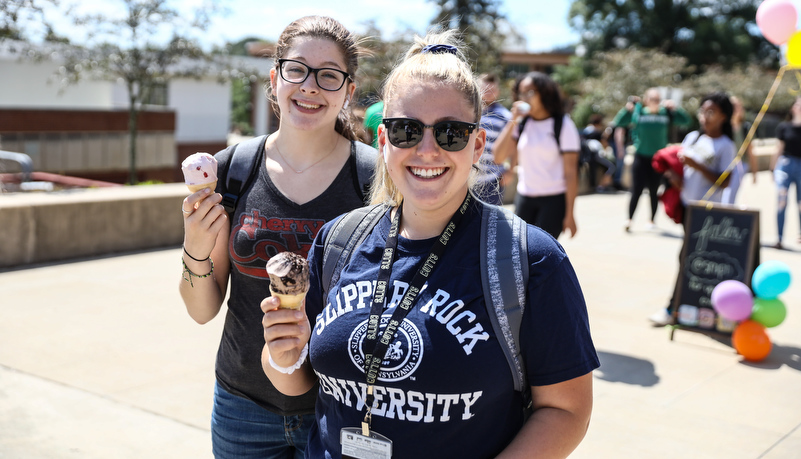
[
  {"xmin": 0, "ymin": 109, "xmax": 175, "ymax": 133},
  {"xmin": 0, "ymin": 108, "xmax": 190, "ymax": 183}
]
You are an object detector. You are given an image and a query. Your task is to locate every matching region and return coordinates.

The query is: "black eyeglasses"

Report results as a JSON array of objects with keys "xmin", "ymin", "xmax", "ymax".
[
  {"xmin": 382, "ymin": 118, "xmax": 477, "ymax": 151},
  {"xmin": 277, "ymin": 59, "xmax": 351, "ymax": 91}
]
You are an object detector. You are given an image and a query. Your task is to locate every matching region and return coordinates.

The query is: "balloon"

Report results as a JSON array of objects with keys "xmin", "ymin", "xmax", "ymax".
[
  {"xmin": 732, "ymin": 320, "xmax": 772, "ymax": 362},
  {"xmin": 787, "ymin": 31, "xmax": 801, "ymax": 67},
  {"xmin": 751, "ymin": 297, "xmax": 787, "ymax": 328},
  {"xmin": 757, "ymin": 0, "xmax": 798, "ymax": 45},
  {"xmin": 752, "ymin": 260, "xmax": 792, "ymax": 299},
  {"xmin": 711, "ymin": 280, "xmax": 754, "ymax": 322}
]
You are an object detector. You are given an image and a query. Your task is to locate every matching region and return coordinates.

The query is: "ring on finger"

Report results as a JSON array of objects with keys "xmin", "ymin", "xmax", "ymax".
[{"xmin": 182, "ymin": 207, "xmax": 192, "ymax": 215}]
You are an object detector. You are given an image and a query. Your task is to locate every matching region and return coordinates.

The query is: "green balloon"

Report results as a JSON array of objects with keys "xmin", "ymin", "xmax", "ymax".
[{"xmin": 751, "ymin": 298, "xmax": 787, "ymax": 328}]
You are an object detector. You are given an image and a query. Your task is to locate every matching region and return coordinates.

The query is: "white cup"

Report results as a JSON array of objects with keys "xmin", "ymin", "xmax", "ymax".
[{"xmin": 516, "ymin": 102, "xmax": 531, "ymax": 122}]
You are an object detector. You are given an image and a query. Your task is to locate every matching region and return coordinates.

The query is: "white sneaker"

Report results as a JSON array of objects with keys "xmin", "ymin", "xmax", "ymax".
[
  {"xmin": 648, "ymin": 309, "xmax": 673, "ymax": 326},
  {"xmin": 645, "ymin": 222, "xmax": 657, "ymax": 231}
]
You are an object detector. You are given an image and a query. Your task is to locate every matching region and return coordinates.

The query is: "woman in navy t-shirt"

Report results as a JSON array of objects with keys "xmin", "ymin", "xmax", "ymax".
[{"xmin": 261, "ymin": 30, "xmax": 599, "ymax": 458}]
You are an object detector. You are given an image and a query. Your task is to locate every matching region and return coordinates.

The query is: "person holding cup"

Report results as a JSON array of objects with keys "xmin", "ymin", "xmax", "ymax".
[{"xmin": 494, "ymin": 71, "xmax": 581, "ymax": 239}]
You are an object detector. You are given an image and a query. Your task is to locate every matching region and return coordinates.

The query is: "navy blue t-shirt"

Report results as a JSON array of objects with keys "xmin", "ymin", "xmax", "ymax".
[{"xmin": 304, "ymin": 202, "xmax": 599, "ymax": 458}]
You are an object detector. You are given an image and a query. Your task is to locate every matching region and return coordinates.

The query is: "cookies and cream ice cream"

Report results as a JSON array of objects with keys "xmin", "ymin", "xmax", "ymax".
[
  {"xmin": 266, "ymin": 251, "xmax": 310, "ymax": 310},
  {"xmin": 181, "ymin": 152, "xmax": 218, "ymax": 193}
]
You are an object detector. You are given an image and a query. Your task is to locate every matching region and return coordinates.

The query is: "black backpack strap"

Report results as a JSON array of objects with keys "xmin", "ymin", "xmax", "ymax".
[
  {"xmin": 349, "ymin": 140, "xmax": 378, "ymax": 204},
  {"xmin": 221, "ymin": 135, "xmax": 267, "ymax": 215},
  {"xmin": 553, "ymin": 114, "xmax": 563, "ymax": 152},
  {"xmin": 480, "ymin": 204, "xmax": 529, "ymax": 397},
  {"xmin": 519, "ymin": 114, "xmax": 563, "ymax": 152},
  {"xmin": 321, "ymin": 204, "xmax": 386, "ymax": 298},
  {"xmin": 517, "ymin": 115, "xmax": 530, "ymax": 139}
]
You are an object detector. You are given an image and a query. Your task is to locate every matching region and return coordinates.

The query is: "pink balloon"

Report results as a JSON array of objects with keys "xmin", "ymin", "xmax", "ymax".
[
  {"xmin": 710, "ymin": 280, "xmax": 754, "ymax": 322},
  {"xmin": 757, "ymin": 0, "xmax": 798, "ymax": 45}
]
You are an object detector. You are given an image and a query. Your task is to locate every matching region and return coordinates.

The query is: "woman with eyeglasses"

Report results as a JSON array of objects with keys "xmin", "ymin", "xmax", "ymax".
[
  {"xmin": 260, "ymin": 30, "xmax": 598, "ymax": 458},
  {"xmin": 493, "ymin": 71, "xmax": 581, "ymax": 240},
  {"xmin": 179, "ymin": 16, "xmax": 376, "ymax": 458}
]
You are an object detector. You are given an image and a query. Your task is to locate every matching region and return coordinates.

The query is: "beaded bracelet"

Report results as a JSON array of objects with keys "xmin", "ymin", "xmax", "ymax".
[{"xmin": 181, "ymin": 258, "xmax": 213, "ymax": 287}]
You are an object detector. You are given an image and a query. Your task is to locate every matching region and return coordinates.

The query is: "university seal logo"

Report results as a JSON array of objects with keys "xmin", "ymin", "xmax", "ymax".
[{"xmin": 348, "ymin": 316, "xmax": 424, "ymax": 382}]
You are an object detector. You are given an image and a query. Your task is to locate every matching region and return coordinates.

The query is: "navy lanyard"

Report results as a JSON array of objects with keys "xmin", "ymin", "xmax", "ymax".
[{"xmin": 360, "ymin": 193, "xmax": 472, "ymax": 434}]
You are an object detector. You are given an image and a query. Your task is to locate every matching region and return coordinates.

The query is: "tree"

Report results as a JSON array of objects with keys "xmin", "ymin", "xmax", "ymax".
[
  {"xmin": 561, "ymin": 47, "xmax": 791, "ymax": 133},
  {"xmin": 568, "ymin": 0, "xmax": 779, "ymax": 69},
  {"xmin": 355, "ymin": 21, "xmax": 413, "ymax": 104},
  {"xmin": 25, "ymin": 0, "xmax": 250, "ymax": 184},
  {"xmin": 428, "ymin": 0, "xmax": 515, "ymax": 74},
  {"xmin": 0, "ymin": 0, "xmax": 57, "ymax": 41},
  {"xmin": 568, "ymin": 47, "xmax": 691, "ymax": 126}
]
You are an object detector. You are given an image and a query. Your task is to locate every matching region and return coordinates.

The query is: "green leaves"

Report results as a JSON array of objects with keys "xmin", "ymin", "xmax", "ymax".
[{"xmin": 568, "ymin": 0, "xmax": 778, "ymax": 69}]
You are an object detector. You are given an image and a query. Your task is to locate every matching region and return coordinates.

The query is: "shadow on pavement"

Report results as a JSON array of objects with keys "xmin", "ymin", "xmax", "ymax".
[
  {"xmin": 594, "ymin": 351, "xmax": 660, "ymax": 386},
  {"xmin": 740, "ymin": 344, "xmax": 801, "ymax": 372}
]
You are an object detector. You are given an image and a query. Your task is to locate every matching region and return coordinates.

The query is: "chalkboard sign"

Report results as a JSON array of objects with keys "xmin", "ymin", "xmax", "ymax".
[{"xmin": 670, "ymin": 203, "xmax": 760, "ymax": 337}]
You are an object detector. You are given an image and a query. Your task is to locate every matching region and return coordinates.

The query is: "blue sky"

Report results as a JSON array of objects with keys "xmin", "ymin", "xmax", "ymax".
[
  {"xmin": 202, "ymin": 0, "xmax": 581, "ymax": 52},
  {"xmin": 36, "ymin": 0, "xmax": 581, "ymax": 53}
]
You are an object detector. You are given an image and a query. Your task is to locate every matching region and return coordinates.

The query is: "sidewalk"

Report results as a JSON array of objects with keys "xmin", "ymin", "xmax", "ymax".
[{"xmin": 1, "ymin": 171, "xmax": 799, "ymax": 458}]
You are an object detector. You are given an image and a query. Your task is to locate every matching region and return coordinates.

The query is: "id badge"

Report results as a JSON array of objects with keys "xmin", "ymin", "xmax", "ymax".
[{"xmin": 341, "ymin": 427, "xmax": 393, "ymax": 459}]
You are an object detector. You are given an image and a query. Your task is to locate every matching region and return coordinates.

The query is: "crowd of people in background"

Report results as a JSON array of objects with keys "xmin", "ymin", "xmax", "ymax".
[
  {"xmin": 354, "ymin": 78, "xmax": 792, "ymax": 249},
  {"xmin": 179, "ymin": 14, "xmax": 795, "ymax": 459}
]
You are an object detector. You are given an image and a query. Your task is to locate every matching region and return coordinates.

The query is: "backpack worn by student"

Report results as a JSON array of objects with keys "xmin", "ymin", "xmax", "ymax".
[
  {"xmin": 218, "ymin": 135, "xmax": 375, "ymax": 216},
  {"xmin": 518, "ymin": 114, "xmax": 564, "ymax": 151},
  {"xmin": 520, "ymin": 114, "xmax": 592, "ymax": 167},
  {"xmin": 320, "ymin": 202, "xmax": 532, "ymax": 407}
]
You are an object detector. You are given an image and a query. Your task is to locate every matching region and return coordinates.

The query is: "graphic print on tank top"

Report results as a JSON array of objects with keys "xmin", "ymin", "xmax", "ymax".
[{"xmin": 229, "ymin": 209, "xmax": 325, "ymax": 278}]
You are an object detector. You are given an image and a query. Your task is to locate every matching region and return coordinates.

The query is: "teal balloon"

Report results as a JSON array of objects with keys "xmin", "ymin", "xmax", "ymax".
[
  {"xmin": 751, "ymin": 297, "xmax": 787, "ymax": 328},
  {"xmin": 752, "ymin": 261, "xmax": 792, "ymax": 299}
]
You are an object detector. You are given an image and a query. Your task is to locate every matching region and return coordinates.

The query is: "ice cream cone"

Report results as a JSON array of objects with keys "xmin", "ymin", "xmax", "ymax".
[
  {"xmin": 270, "ymin": 288, "xmax": 306, "ymax": 310},
  {"xmin": 187, "ymin": 180, "xmax": 217, "ymax": 193},
  {"xmin": 182, "ymin": 152, "xmax": 218, "ymax": 193}
]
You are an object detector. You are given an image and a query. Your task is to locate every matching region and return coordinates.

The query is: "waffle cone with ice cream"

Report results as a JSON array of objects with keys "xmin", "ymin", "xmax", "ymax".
[
  {"xmin": 181, "ymin": 152, "xmax": 218, "ymax": 193},
  {"xmin": 266, "ymin": 252, "xmax": 310, "ymax": 310}
]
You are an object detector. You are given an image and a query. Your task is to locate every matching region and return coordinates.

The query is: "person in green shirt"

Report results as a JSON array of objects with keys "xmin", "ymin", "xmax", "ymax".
[
  {"xmin": 363, "ymin": 100, "xmax": 384, "ymax": 148},
  {"xmin": 613, "ymin": 88, "xmax": 691, "ymax": 232}
]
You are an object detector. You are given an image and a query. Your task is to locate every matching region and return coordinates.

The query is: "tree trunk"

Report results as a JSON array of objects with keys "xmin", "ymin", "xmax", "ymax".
[{"xmin": 128, "ymin": 92, "xmax": 139, "ymax": 185}]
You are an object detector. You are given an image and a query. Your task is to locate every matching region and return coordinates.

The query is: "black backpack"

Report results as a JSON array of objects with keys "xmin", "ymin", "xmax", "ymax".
[
  {"xmin": 518, "ymin": 113, "xmax": 565, "ymax": 152},
  {"xmin": 520, "ymin": 114, "xmax": 592, "ymax": 167},
  {"xmin": 217, "ymin": 135, "xmax": 375, "ymax": 216}
]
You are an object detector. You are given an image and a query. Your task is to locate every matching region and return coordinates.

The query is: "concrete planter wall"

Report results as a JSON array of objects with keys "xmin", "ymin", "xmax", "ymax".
[{"xmin": 0, "ymin": 184, "xmax": 187, "ymax": 268}]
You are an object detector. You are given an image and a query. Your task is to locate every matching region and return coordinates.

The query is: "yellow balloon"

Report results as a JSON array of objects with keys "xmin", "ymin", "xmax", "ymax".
[{"xmin": 786, "ymin": 31, "xmax": 801, "ymax": 67}]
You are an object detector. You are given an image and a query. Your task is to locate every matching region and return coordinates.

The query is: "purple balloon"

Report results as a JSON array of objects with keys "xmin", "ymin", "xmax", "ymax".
[{"xmin": 711, "ymin": 280, "xmax": 754, "ymax": 322}]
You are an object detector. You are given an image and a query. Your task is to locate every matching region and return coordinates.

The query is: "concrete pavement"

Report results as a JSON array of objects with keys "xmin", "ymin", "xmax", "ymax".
[{"xmin": 1, "ymin": 171, "xmax": 799, "ymax": 458}]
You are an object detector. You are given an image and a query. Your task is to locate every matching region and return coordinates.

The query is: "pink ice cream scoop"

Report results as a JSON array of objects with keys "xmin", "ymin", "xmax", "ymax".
[{"xmin": 181, "ymin": 152, "xmax": 218, "ymax": 192}]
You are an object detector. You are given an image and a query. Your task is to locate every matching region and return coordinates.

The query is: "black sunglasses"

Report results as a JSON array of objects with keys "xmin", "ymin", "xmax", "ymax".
[
  {"xmin": 382, "ymin": 118, "xmax": 477, "ymax": 151},
  {"xmin": 277, "ymin": 59, "xmax": 351, "ymax": 91}
]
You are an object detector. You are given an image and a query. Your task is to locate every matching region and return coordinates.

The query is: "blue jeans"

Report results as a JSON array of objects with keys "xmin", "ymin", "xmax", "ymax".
[
  {"xmin": 775, "ymin": 155, "xmax": 801, "ymax": 242},
  {"xmin": 211, "ymin": 381, "xmax": 313, "ymax": 459}
]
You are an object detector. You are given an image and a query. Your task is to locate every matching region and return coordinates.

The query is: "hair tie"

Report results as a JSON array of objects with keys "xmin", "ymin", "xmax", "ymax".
[{"xmin": 422, "ymin": 44, "xmax": 458, "ymax": 55}]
